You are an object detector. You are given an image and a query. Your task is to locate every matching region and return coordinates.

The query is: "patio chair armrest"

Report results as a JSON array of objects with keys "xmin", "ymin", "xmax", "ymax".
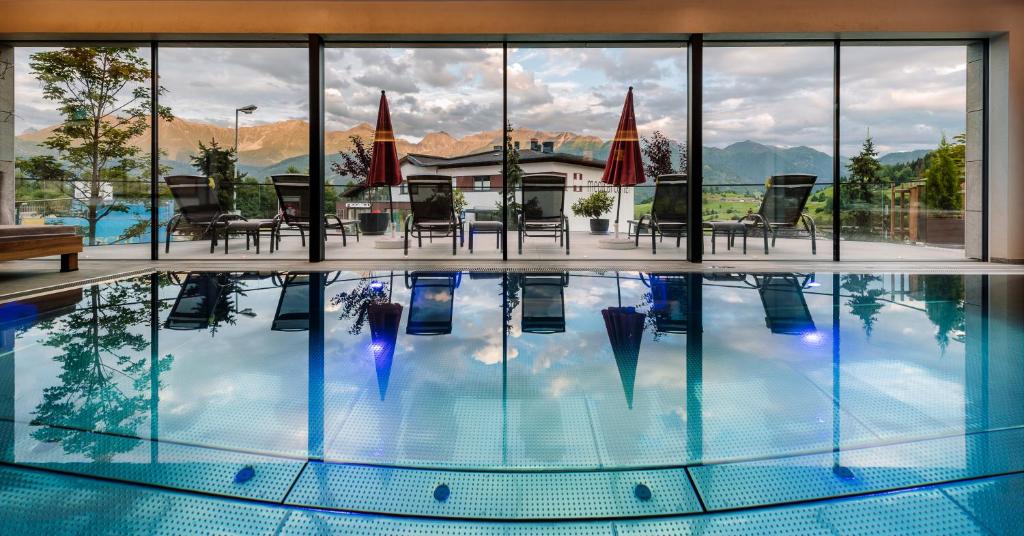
[
  {"xmin": 403, "ymin": 213, "xmax": 414, "ymax": 230},
  {"xmin": 800, "ymin": 212, "xmax": 817, "ymax": 235}
]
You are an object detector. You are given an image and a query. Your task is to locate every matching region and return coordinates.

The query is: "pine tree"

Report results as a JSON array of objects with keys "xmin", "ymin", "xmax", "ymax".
[
  {"xmin": 923, "ymin": 134, "xmax": 963, "ymax": 212},
  {"xmin": 190, "ymin": 139, "xmax": 245, "ymax": 211},
  {"xmin": 499, "ymin": 122, "xmax": 524, "ymax": 229},
  {"xmin": 843, "ymin": 135, "xmax": 883, "ymax": 234}
]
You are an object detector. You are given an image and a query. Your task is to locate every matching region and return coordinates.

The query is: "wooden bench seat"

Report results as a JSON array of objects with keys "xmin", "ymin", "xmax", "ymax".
[{"xmin": 0, "ymin": 225, "xmax": 83, "ymax": 272}]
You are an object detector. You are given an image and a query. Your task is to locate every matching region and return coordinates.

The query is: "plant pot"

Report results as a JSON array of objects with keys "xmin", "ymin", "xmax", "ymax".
[
  {"xmin": 589, "ymin": 218, "xmax": 610, "ymax": 234},
  {"xmin": 358, "ymin": 212, "xmax": 390, "ymax": 235}
]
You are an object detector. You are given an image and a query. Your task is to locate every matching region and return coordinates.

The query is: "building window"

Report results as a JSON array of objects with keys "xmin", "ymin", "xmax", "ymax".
[{"xmin": 474, "ymin": 176, "xmax": 490, "ymax": 191}]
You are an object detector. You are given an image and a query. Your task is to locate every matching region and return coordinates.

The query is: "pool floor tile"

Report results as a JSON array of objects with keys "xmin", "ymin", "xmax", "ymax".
[{"xmin": 941, "ymin": 473, "xmax": 1024, "ymax": 535}]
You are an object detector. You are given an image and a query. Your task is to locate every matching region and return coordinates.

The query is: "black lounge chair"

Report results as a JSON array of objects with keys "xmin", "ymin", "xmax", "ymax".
[
  {"xmin": 632, "ymin": 174, "xmax": 688, "ymax": 254},
  {"xmin": 518, "ymin": 173, "xmax": 569, "ymax": 255},
  {"xmin": 165, "ymin": 273, "xmax": 231, "ymax": 330},
  {"xmin": 271, "ymin": 273, "xmax": 311, "ymax": 331},
  {"xmin": 271, "ymin": 174, "xmax": 360, "ymax": 249},
  {"xmin": 403, "ymin": 175, "xmax": 463, "ymax": 256},
  {"xmin": 164, "ymin": 175, "xmax": 244, "ymax": 253},
  {"xmin": 641, "ymin": 273, "xmax": 691, "ymax": 334},
  {"xmin": 754, "ymin": 274, "xmax": 816, "ymax": 335},
  {"xmin": 520, "ymin": 273, "xmax": 569, "ymax": 334},
  {"xmin": 739, "ymin": 174, "xmax": 818, "ymax": 255},
  {"xmin": 405, "ymin": 272, "xmax": 460, "ymax": 335}
]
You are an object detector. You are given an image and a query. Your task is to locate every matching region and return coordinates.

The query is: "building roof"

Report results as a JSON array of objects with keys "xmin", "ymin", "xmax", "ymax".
[{"xmin": 402, "ymin": 148, "xmax": 607, "ymax": 171}]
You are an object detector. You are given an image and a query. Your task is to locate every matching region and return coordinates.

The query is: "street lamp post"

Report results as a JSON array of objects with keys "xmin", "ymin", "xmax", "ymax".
[{"xmin": 233, "ymin": 104, "xmax": 258, "ymax": 211}]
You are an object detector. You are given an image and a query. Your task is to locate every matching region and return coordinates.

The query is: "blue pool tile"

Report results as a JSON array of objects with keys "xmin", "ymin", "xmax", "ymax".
[
  {"xmin": 279, "ymin": 510, "xmax": 615, "ymax": 535},
  {"xmin": 617, "ymin": 487, "xmax": 984, "ymax": 535},
  {"xmin": 941, "ymin": 473, "xmax": 1024, "ymax": 535},
  {"xmin": 0, "ymin": 465, "xmax": 287, "ymax": 535},
  {"xmin": 10, "ymin": 422, "xmax": 305, "ymax": 502},
  {"xmin": 689, "ymin": 427, "xmax": 1024, "ymax": 511},
  {"xmin": 284, "ymin": 461, "xmax": 702, "ymax": 519}
]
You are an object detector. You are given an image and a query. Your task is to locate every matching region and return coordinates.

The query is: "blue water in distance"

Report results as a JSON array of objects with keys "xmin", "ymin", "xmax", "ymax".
[{"xmin": 44, "ymin": 201, "xmax": 174, "ymax": 245}]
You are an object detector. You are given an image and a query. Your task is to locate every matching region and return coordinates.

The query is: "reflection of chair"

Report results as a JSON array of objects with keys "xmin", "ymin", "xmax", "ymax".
[
  {"xmin": 632, "ymin": 174, "xmax": 687, "ymax": 254},
  {"xmin": 404, "ymin": 272, "xmax": 460, "ymax": 335},
  {"xmin": 403, "ymin": 175, "xmax": 462, "ymax": 256},
  {"xmin": 272, "ymin": 273, "xmax": 312, "ymax": 331},
  {"xmin": 165, "ymin": 273, "xmax": 230, "ymax": 330},
  {"xmin": 642, "ymin": 273, "xmax": 690, "ymax": 334},
  {"xmin": 164, "ymin": 175, "xmax": 243, "ymax": 254},
  {"xmin": 739, "ymin": 174, "xmax": 818, "ymax": 254},
  {"xmin": 520, "ymin": 273, "xmax": 569, "ymax": 334},
  {"xmin": 271, "ymin": 174, "xmax": 360, "ymax": 248},
  {"xmin": 755, "ymin": 274, "xmax": 816, "ymax": 335},
  {"xmin": 518, "ymin": 173, "xmax": 569, "ymax": 255}
]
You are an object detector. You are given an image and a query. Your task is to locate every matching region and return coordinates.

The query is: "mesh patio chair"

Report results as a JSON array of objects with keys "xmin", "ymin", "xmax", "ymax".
[
  {"xmin": 405, "ymin": 271, "xmax": 461, "ymax": 335},
  {"xmin": 632, "ymin": 174, "xmax": 687, "ymax": 254},
  {"xmin": 518, "ymin": 173, "xmax": 569, "ymax": 255},
  {"xmin": 271, "ymin": 273, "xmax": 311, "ymax": 331},
  {"xmin": 164, "ymin": 175, "xmax": 244, "ymax": 254},
  {"xmin": 641, "ymin": 273, "xmax": 691, "ymax": 334},
  {"xmin": 165, "ymin": 273, "xmax": 231, "ymax": 330},
  {"xmin": 271, "ymin": 174, "xmax": 360, "ymax": 249},
  {"xmin": 739, "ymin": 174, "xmax": 818, "ymax": 254},
  {"xmin": 520, "ymin": 273, "xmax": 569, "ymax": 334},
  {"xmin": 753, "ymin": 274, "xmax": 816, "ymax": 335},
  {"xmin": 403, "ymin": 175, "xmax": 463, "ymax": 256}
]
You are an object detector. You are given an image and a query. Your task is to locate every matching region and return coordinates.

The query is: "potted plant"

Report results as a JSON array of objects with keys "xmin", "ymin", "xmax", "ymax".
[
  {"xmin": 571, "ymin": 190, "xmax": 615, "ymax": 234},
  {"xmin": 358, "ymin": 210, "xmax": 390, "ymax": 235}
]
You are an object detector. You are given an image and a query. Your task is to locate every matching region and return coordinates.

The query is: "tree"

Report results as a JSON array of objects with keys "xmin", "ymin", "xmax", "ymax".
[
  {"xmin": 923, "ymin": 134, "xmax": 964, "ymax": 212},
  {"xmin": 841, "ymin": 274, "xmax": 886, "ymax": 338},
  {"xmin": 641, "ymin": 130, "xmax": 675, "ymax": 179},
  {"xmin": 843, "ymin": 135, "xmax": 883, "ymax": 235},
  {"xmin": 922, "ymin": 274, "xmax": 965, "ymax": 353},
  {"xmin": 499, "ymin": 122, "xmax": 524, "ymax": 229},
  {"xmin": 190, "ymin": 139, "xmax": 243, "ymax": 211},
  {"xmin": 333, "ymin": 135, "xmax": 373, "ymax": 183},
  {"xmin": 29, "ymin": 47, "xmax": 172, "ymax": 245},
  {"xmin": 331, "ymin": 278, "xmax": 390, "ymax": 335},
  {"xmin": 31, "ymin": 277, "xmax": 174, "ymax": 461}
]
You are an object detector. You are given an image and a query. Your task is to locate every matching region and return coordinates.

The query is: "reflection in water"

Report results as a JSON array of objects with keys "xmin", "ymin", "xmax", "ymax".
[{"xmin": 2, "ymin": 270, "xmax": 1019, "ymax": 474}]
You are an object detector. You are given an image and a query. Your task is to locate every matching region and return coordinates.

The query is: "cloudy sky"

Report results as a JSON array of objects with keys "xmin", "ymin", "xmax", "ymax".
[{"xmin": 15, "ymin": 44, "xmax": 965, "ymax": 156}]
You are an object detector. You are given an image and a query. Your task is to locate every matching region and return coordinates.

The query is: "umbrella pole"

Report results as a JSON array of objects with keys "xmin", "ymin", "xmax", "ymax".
[
  {"xmin": 614, "ymin": 184, "xmax": 623, "ymax": 239},
  {"xmin": 388, "ymin": 186, "xmax": 396, "ymax": 239}
]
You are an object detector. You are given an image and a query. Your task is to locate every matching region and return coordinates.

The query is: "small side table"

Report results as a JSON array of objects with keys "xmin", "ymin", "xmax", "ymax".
[
  {"xmin": 468, "ymin": 221, "xmax": 503, "ymax": 253},
  {"xmin": 221, "ymin": 219, "xmax": 278, "ymax": 254},
  {"xmin": 703, "ymin": 221, "xmax": 754, "ymax": 254}
]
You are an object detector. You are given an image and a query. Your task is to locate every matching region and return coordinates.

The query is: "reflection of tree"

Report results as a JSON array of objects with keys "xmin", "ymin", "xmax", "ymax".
[
  {"xmin": 31, "ymin": 277, "xmax": 173, "ymax": 461},
  {"xmin": 504, "ymin": 273, "xmax": 522, "ymax": 330},
  {"xmin": 841, "ymin": 274, "xmax": 886, "ymax": 338},
  {"xmin": 332, "ymin": 279, "xmax": 388, "ymax": 335},
  {"xmin": 922, "ymin": 275, "xmax": 966, "ymax": 353}
]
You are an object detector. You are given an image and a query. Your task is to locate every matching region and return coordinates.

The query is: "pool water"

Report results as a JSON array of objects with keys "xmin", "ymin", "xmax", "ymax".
[{"xmin": 1, "ymin": 271, "xmax": 1022, "ymax": 533}]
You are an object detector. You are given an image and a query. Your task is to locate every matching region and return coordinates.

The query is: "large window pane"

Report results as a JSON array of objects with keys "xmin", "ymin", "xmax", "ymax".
[
  {"xmin": 703, "ymin": 45, "xmax": 833, "ymax": 260},
  {"xmin": 508, "ymin": 45, "xmax": 688, "ymax": 260},
  {"xmin": 840, "ymin": 45, "xmax": 972, "ymax": 260},
  {"xmin": 13, "ymin": 45, "xmax": 156, "ymax": 259},
  {"xmin": 324, "ymin": 46, "xmax": 503, "ymax": 260},
  {"xmin": 159, "ymin": 46, "xmax": 308, "ymax": 259}
]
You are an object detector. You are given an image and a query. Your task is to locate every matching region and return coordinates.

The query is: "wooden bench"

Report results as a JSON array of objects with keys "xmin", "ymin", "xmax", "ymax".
[{"xmin": 0, "ymin": 225, "xmax": 83, "ymax": 272}]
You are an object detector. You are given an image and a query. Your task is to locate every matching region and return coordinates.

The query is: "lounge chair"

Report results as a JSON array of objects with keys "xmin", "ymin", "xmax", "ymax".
[
  {"xmin": 518, "ymin": 173, "xmax": 569, "ymax": 255},
  {"xmin": 754, "ymin": 274, "xmax": 816, "ymax": 335},
  {"xmin": 641, "ymin": 273, "xmax": 691, "ymax": 334},
  {"xmin": 271, "ymin": 174, "xmax": 360, "ymax": 249},
  {"xmin": 272, "ymin": 273, "xmax": 311, "ymax": 331},
  {"xmin": 165, "ymin": 273, "xmax": 231, "ymax": 330},
  {"xmin": 403, "ymin": 175, "xmax": 462, "ymax": 256},
  {"xmin": 631, "ymin": 174, "xmax": 687, "ymax": 254},
  {"xmin": 0, "ymin": 225, "xmax": 82, "ymax": 272},
  {"xmin": 739, "ymin": 174, "xmax": 818, "ymax": 255},
  {"xmin": 164, "ymin": 175, "xmax": 244, "ymax": 254},
  {"xmin": 405, "ymin": 271, "xmax": 460, "ymax": 335},
  {"xmin": 520, "ymin": 273, "xmax": 569, "ymax": 334}
]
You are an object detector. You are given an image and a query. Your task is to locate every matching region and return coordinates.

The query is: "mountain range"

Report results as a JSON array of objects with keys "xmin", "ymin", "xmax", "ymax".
[{"xmin": 16, "ymin": 117, "xmax": 930, "ymax": 187}]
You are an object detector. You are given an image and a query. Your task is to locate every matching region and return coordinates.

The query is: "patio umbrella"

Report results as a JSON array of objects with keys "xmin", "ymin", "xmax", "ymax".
[
  {"xmin": 602, "ymin": 272, "xmax": 646, "ymax": 409},
  {"xmin": 600, "ymin": 87, "xmax": 646, "ymax": 239},
  {"xmin": 367, "ymin": 90, "xmax": 404, "ymax": 238},
  {"xmin": 367, "ymin": 273, "xmax": 402, "ymax": 400}
]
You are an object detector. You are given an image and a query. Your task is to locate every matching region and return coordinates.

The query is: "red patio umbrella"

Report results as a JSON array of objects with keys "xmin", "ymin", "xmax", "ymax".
[
  {"xmin": 367, "ymin": 90, "xmax": 404, "ymax": 237},
  {"xmin": 368, "ymin": 295, "xmax": 403, "ymax": 400},
  {"xmin": 602, "ymin": 272, "xmax": 646, "ymax": 409},
  {"xmin": 601, "ymin": 87, "xmax": 646, "ymax": 239}
]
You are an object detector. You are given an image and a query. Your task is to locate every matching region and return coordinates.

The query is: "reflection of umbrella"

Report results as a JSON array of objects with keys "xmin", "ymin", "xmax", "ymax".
[
  {"xmin": 368, "ymin": 302, "xmax": 402, "ymax": 400},
  {"xmin": 602, "ymin": 272, "xmax": 645, "ymax": 409},
  {"xmin": 367, "ymin": 91, "xmax": 404, "ymax": 238},
  {"xmin": 600, "ymin": 87, "xmax": 646, "ymax": 239}
]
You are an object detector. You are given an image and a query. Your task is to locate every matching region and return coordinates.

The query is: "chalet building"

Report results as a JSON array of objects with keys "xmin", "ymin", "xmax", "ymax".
[{"xmin": 340, "ymin": 139, "xmax": 635, "ymax": 231}]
